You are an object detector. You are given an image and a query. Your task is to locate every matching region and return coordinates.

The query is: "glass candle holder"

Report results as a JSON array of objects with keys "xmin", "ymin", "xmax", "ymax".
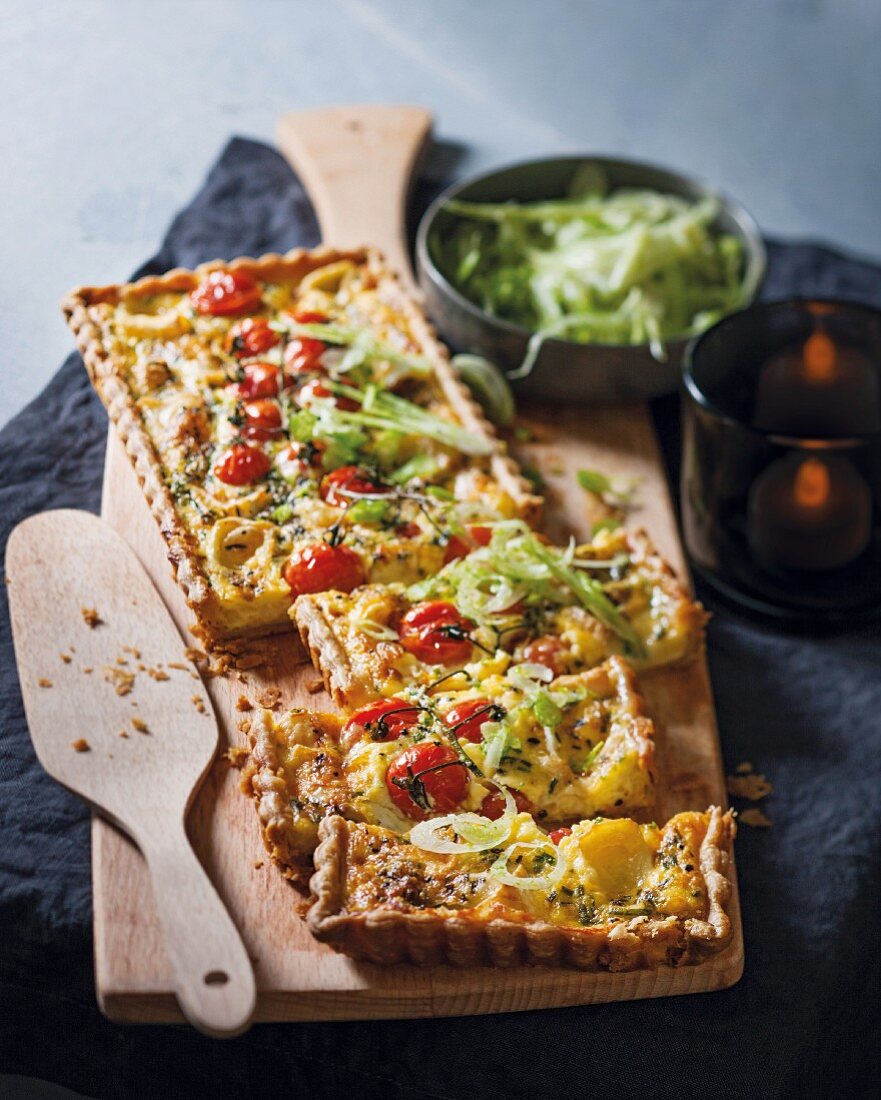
[{"xmin": 681, "ymin": 299, "xmax": 881, "ymax": 622}]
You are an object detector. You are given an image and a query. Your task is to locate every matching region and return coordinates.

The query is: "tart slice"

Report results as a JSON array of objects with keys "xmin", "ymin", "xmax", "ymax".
[
  {"xmin": 308, "ymin": 807, "xmax": 735, "ymax": 970},
  {"xmin": 64, "ymin": 248, "xmax": 539, "ymax": 646},
  {"xmin": 294, "ymin": 522, "xmax": 706, "ymax": 708},
  {"xmin": 244, "ymin": 657, "xmax": 656, "ymax": 887}
]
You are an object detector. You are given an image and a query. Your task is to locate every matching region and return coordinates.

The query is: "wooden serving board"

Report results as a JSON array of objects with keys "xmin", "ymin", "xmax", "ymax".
[{"xmin": 92, "ymin": 107, "xmax": 742, "ymax": 1023}]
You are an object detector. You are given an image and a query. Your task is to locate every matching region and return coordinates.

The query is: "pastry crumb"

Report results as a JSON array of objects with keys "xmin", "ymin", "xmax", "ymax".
[
  {"xmin": 81, "ymin": 607, "xmax": 102, "ymax": 628},
  {"xmin": 191, "ymin": 694, "xmax": 206, "ymax": 714},
  {"xmin": 104, "ymin": 666, "xmax": 135, "ymax": 696},
  {"xmin": 257, "ymin": 687, "xmax": 281, "ymax": 710},
  {"xmin": 253, "ymin": 860, "xmax": 264, "ymax": 870},
  {"xmin": 168, "ymin": 661, "xmax": 189, "ymax": 672},
  {"xmin": 123, "ymin": 645, "xmax": 141, "ymax": 659},
  {"xmin": 38, "ymin": 677, "xmax": 53, "ymax": 688},
  {"xmin": 739, "ymin": 808, "xmax": 772, "ymax": 828},
  {"xmin": 307, "ymin": 679, "xmax": 325, "ymax": 695},
  {"xmin": 236, "ymin": 695, "xmax": 253, "ymax": 712},
  {"xmin": 71, "ymin": 738, "xmax": 90, "ymax": 752},
  {"xmin": 233, "ymin": 653, "xmax": 266, "ymax": 671},
  {"xmin": 60, "ymin": 653, "xmax": 72, "ymax": 664},
  {"xmin": 116, "ymin": 656, "xmax": 128, "ymax": 666},
  {"xmin": 148, "ymin": 668, "xmax": 170, "ymax": 682},
  {"xmin": 131, "ymin": 717, "xmax": 149, "ymax": 734},
  {"xmin": 118, "ymin": 730, "xmax": 129, "ymax": 738},
  {"xmin": 226, "ymin": 745, "xmax": 249, "ymax": 768},
  {"xmin": 237, "ymin": 718, "xmax": 252, "ymax": 736},
  {"xmin": 82, "ymin": 666, "xmax": 93, "ymax": 674},
  {"xmin": 726, "ymin": 772, "xmax": 773, "ymax": 801},
  {"xmin": 184, "ymin": 645, "xmax": 207, "ymax": 663},
  {"xmin": 735, "ymin": 761, "xmax": 754, "ymax": 774}
]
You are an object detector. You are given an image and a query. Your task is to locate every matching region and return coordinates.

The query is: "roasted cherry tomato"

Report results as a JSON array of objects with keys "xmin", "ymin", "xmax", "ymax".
[
  {"xmin": 549, "ymin": 826, "xmax": 573, "ymax": 845},
  {"xmin": 442, "ymin": 525, "xmax": 494, "ymax": 564},
  {"xmin": 398, "ymin": 601, "xmax": 475, "ymax": 665},
  {"xmin": 341, "ymin": 698, "xmax": 422, "ymax": 754},
  {"xmin": 190, "ymin": 269, "xmax": 262, "ymax": 316},
  {"xmin": 521, "ymin": 635, "xmax": 568, "ymax": 677},
  {"xmin": 395, "ymin": 521, "xmax": 422, "ymax": 539},
  {"xmin": 290, "ymin": 310, "xmax": 328, "ymax": 325},
  {"xmin": 294, "ymin": 378, "xmax": 360, "ymax": 412},
  {"xmin": 235, "ymin": 361, "xmax": 280, "ymax": 399},
  {"xmin": 226, "ymin": 317, "xmax": 279, "ymax": 357},
  {"xmin": 442, "ymin": 698, "xmax": 504, "ymax": 743},
  {"xmin": 242, "ymin": 398, "xmax": 283, "ymax": 440},
  {"xmin": 284, "ymin": 336, "xmax": 327, "ymax": 375},
  {"xmin": 278, "ymin": 440, "xmax": 323, "ymax": 477},
  {"xmin": 385, "ymin": 743, "xmax": 469, "ymax": 821},
  {"xmin": 283, "ymin": 542, "xmax": 365, "ymax": 597},
  {"xmin": 479, "ymin": 788, "xmax": 534, "ymax": 821},
  {"xmin": 320, "ymin": 466, "xmax": 389, "ymax": 508},
  {"xmin": 214, "ymin": 442, "xmax": 271, "ymax": 486}
]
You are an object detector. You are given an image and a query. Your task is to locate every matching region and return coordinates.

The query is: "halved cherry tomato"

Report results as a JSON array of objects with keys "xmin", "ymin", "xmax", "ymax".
[
  {"xmin": 214, "ymin": 442, "xmax": 271, "ymax": 486},
  {"xmin": 235, "ymin": 362, "xmax": 280, "ymax": 399},
  {"xmin": 385, "ymin": 743, "xmax": 469, "ymax": 821},
  {"xmin": 395, "ymin": 521, "xmax": 422, "ymax": 539},
  {"xmin": 442, "ymin": 525, "xmax": 494, "ymax": 564},
  {"xmin": 442, "ymin": 534, "xmax": 471, "ymax": 565},
  {"xmin": 226, "ymin": 317, "xmax": 279, "ymax": 357},
  {"xmin": 479, "ymin": 788, "xmax": 534, "ymax": 821},
  {"xmin": 442, "ymin": 698, "xmax": 504, "ymax": 743},
  {"xmin": 341, "ymin": 698, "xmax": 422, "ymax": 754},
  {"xmin": 399, "ymin": 601, "xmax": 475, "ymax": 665},
  {"xmin": 290, "ymin": 310, "xmax": 328, "ymax": 325},
  {"xmin": 284, "ymin": 336, "xmax": 327, "ymax": 375},
  {"xmin": 294, "ymin": 378, "xmax": 360, "ymax": 412},
  {"xmin": 282, "ymin": 542, "xmax": 365, "ymax": 597},
  {"xmin": 320, "ymin": 466, "xmax": 389, "ymax": 508},
  {"xmin": 521, "ymin": 635, "xmax": 568, "ymax": 677},
  {"xmin": 242, "ymin": 399, "xmax": 283, "ymax": 441},
  {"xmin": 278, "ymin": 440, "xmax": 323, "ymax": 477},
  {"xmin": 191, "ymin": 269, "xmax": 262, "ymax": 316},
  {"xmin": 549, "ymin": 827, "xmax": 573, "ymax": 845}
]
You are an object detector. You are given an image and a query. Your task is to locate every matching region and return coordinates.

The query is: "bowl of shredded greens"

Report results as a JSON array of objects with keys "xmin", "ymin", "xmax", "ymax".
[{"xmin": 417, "ymin": 156, "xmax": 765, "ymax": 404}]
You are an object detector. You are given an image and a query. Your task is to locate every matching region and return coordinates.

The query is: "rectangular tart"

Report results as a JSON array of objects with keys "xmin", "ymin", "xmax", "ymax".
[
  {"xmin": 245, "ymin": 657, "xmax": 656, "ymax": 889},
  {"xmin": 308, "ymin": 807, "xmax": 734, "ymax": 970},
  {"xmin": 64, "ymin": 248, "xmax": 540, "ymax": 646},
  {"xmin": 294, "ymin": 523, "xmax": 706, "ymax": 709}
]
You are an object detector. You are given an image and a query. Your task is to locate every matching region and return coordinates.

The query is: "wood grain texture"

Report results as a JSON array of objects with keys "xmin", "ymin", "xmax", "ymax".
[
  {"xmin": 6, "ymin": 510, "xmax": 256, "ymax": 1036},
  {"xmin": 277, "ymin": 105, "xmax": 433, "ymax": 297},
  {"xmin": 92, "ymin": 405, "xmax": 742, "ymax": 1022}
]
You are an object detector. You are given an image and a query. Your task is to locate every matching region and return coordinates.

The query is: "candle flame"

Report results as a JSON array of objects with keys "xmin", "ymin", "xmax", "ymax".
[
  {"xmin": 802, "ymin": 332, "xmax": 837, "ymax": 382},
  {"xmin": 794, "ymin": 458, "xmax": 831, "ymax": 509}
]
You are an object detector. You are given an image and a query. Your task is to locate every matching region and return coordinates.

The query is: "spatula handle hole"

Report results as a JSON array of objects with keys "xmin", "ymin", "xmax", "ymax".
[{"xmin": 203, "ymin": 970, "xmax": 229, "ymax": 986}]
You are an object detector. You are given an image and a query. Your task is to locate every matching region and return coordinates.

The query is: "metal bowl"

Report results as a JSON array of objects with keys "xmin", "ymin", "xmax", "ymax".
[{"xmin": 416, "ymin": 156, "xmax": 766, "ymax": 404}]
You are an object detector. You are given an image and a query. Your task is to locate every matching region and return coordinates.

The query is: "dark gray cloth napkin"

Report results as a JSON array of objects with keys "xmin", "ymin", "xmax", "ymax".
[{"xmin": 1, "ymin": 138, "xmax": 879, "ymax": 1100}]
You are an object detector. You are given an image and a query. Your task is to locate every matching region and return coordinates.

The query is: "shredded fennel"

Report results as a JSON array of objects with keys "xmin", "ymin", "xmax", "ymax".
[{"xmin": 436, "ymin": 174, "xmax": 747, "ymax": 364}]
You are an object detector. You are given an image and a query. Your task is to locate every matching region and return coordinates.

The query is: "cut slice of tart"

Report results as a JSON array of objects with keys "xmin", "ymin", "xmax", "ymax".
[
  {"xmin": 294, "ymin": 522, "xmax": 706, "ymax": 709},
  {"xmin": 243, "ymin": 656, "xmax": 656, "ymax": 888},
  {"xmin": 308, "ymin": 806, "xmax": 735, "ymax": 970},
  {"xmin": 64, "ymin": 248, "xmax": 540, "ymax": 646}
]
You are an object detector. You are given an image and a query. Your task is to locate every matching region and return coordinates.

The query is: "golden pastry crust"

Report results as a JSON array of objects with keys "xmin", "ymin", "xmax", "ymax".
[
  {"xmin": 63, "ymin": 247, "xmax": 541, "ymax": 647},
  {"xmin": 242, "ymin": 706, "xmax": 345, "ymax": 890},
  {"xmin": 294, "ymin": 525, "xmax": 707, "ymax": 710},
  {"xmin": 308, "ymin": 807, "xmax": 734, "ymax": 970}
]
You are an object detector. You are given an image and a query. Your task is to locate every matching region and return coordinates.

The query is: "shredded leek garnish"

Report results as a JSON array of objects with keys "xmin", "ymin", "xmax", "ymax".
[
  {"xmin": 408, "ymin": 522, "xmax": 645, "ymax": 656},
  {"xmin": 436, "ymin": 175, "xmax": 747, "ymax": 365},
  {"xmin": 273, "ymin": 319, "xmax": 432, "ymax": 379},
  {"xmin": 408, "ymin": 788, "xmax": 518, "ymax": 854}
]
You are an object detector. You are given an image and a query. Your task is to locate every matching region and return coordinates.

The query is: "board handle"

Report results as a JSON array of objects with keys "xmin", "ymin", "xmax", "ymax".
[
  {"xmin": 277, "ymin": 104, "xmax": 433, "ymax": 295},
  {"xmin": 140, "ymin": 825, "xmax": 256, "ymax": 1037}
]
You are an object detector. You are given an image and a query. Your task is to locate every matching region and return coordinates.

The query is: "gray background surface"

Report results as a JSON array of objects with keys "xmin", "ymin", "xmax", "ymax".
[{"xmin": 2, "ymin": 0, "xmax": 879, "ymax": 426}]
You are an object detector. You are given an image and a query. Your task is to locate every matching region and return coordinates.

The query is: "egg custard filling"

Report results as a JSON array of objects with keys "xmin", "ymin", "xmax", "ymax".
[
  {"xmin": 244, "ymin": 656, "xmax": 656, "ymax": 887},
  {"xmin": 308, "ymin": 807, "xmax": 735, "ymax": 969},
  {"xmin": 65, "ymin": 250, "xmax": 537, "ymax": 645},
  {"xmin": 294, "ymin": 521, "xmax": 706, "ymax": 708}
]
